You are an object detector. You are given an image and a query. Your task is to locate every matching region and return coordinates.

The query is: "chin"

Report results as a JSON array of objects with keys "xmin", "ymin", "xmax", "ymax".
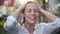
[{"xmin": 29, "ymin": 21, "xmax": 36, "ymax": 24}]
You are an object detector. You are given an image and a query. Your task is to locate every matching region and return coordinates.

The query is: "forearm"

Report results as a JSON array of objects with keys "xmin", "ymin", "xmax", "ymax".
[
  {"xmin": 11, "ymin": 4, "xmax": 25, "ymax": 19},
  {"xmin": 11, "ymin": 7, "xmax": 21, "ymax": 19},
  {"xmin": 40, "ymin": 9, "xmax": 58, "ymax": 22}
]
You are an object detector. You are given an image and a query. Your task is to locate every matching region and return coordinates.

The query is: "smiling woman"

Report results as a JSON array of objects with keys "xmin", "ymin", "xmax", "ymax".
[
  {"xmin": 3, "ymin": 1, "xmax": 60, "ymax": 34},
  {"xmin": 19, "ymin": 0, "xmax": 34, "ymax": 4}
]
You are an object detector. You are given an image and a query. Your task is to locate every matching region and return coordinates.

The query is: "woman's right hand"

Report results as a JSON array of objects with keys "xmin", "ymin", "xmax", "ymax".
[
  {"xmin": 11, "ymin": 4, "xmax": 26, "ymax": 19},
  {"xmin": 18, "ymin": 4, "xmax": 26, "ymax": 13}
]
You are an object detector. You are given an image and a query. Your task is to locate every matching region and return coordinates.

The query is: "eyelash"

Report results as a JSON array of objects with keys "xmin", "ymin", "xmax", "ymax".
[
  {"xmin": 34, "ymin": 10, "xmax": 38, "ymax": 13},
  {"xmin": 27, "ymin": 10, "xmax": 38, "ymax": 13},
  {"xmin": 27, "ymin": 10, "xmax": 31, "ymax": 12}
]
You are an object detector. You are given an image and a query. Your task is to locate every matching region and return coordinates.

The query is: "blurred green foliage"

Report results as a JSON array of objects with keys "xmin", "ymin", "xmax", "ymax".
[
  {"xmin": 0, "ymin": 20, "xmax": 5, "ymax": 27},
  {"xmin": 0, "ymin": 20, "xmax": 9, "ymax": 34},
  {"xmin": 49, "ymin": 7, "xmax": 60, "ymax": 17}
]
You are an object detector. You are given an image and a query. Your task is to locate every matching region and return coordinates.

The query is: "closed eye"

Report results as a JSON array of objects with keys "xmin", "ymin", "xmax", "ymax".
[{"xmin": 34, "ymin": 9, "xmax": 39, "ymax": 13}]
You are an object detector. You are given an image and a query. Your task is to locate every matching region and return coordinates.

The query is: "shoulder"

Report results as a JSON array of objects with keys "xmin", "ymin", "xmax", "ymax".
[
  {"xmin": 35, "ymin": 22, "xmax": 47, "ymax": 28},
  {"xmin": 38, "ymin": 22, "xmax": 47, "ymax": 26}
]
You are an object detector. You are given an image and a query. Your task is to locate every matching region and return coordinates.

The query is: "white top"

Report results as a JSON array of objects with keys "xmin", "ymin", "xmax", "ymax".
[{"xmin": 3, "ymin": 16, "xmax": 60, "ymax": 34}]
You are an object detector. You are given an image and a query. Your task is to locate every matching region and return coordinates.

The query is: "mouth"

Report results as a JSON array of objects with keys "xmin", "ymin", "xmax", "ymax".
[{"xmin": 29, "ymin": 17, "xmax": 37, "ymax": 20}]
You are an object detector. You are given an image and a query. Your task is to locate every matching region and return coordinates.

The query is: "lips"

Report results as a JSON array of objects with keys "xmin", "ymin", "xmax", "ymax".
[{"xmin": 29, "ymin": 16, "xmax": 36, "ymax": 20}]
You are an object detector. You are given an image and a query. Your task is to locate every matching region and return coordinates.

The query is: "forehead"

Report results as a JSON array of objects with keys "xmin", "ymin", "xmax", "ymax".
[{"xmin": 25, "ymin": 3, "xmax": 39, "ymax": 9}]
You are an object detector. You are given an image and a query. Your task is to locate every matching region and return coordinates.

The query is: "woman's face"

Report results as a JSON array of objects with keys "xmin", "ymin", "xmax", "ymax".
[{"xmin": 23, "ymin": 3, "xmax": 40, "ymax": 24}]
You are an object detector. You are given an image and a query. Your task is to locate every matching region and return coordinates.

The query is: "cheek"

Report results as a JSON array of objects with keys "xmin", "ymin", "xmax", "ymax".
[
  {"xmin": 24, "ymin": 13, "xmax": 30, "ymax": 18},
  {"xmin": 35, "ymin": 13, "xmax": 39, "ymax": 17}
]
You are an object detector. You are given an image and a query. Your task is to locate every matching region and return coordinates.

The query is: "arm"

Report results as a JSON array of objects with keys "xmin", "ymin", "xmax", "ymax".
[
  {"xmin": 44, "ymin": 18, "xmax": 60, "ymax": 33},
  {"xmin": 39, "ymin": 8, "xmax": 60, "ymax": 33},
  {"xmin": 11, "ymin": 4, "xmax": 25, "ymax": 19},
  {"xmin": 3, "ymin": 16, "xmax": 18, "ymax": 31},
  {"xmin": 39, "ymin": 8, "xmax": 58, "ymax": 22},
  {"xmin": 3, "ymin": 4, "xmax": 25, "ymax": 31},
  {"xmin": 39, "ymin": 7, "xmax": 60, "ymax": 33}
]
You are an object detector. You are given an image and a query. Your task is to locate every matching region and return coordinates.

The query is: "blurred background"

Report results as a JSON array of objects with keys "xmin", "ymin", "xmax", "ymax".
[{"xmin": 0, "ymin": 0, "xmax": 60, "ymax": 34}]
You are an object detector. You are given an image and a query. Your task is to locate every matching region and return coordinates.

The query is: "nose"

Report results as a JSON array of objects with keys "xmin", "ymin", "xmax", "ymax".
[{"xmin": 31, "ymin": 10, "xmax": 35, "ymax": 15}]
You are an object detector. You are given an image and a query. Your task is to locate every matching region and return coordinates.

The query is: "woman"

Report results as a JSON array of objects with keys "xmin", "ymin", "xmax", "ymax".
[{"xmin": 3, "ymin": 1, "xmax": 60, "ymax": 34}]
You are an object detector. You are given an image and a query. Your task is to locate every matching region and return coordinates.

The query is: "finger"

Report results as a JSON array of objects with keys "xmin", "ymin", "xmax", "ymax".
[{"xmin": 19, "ymin": 3, "xmax": 26, "ymax": 13}]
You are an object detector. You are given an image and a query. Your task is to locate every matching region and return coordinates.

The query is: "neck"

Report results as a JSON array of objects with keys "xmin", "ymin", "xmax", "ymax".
[{"xmin": 24, "ymin": 21, "xmax": 35, "ymax": 33}]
